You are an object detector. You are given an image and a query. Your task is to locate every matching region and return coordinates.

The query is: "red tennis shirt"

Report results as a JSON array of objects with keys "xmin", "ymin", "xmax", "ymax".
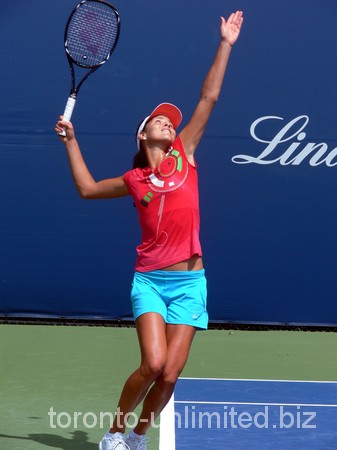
[{"xmin": 124, "ymin": 136, "xmax": 202, "ymax": 272}]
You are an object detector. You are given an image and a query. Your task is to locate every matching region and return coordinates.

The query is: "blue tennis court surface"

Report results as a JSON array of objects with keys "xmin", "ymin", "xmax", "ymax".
[{"xmin": 159, "ymin": 378, "xmax": 337, "ymax": 450}]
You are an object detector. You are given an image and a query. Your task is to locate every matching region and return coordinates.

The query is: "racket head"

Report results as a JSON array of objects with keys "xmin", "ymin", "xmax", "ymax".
[{"xmin": 64, "ymin": 0, "xmax": 120, "ymax": 69}]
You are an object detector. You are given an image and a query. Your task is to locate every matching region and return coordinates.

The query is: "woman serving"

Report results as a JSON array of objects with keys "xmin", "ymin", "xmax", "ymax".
[{"xmin": 55, "ymin": 10, "xmax": 243, "ymax": 450}]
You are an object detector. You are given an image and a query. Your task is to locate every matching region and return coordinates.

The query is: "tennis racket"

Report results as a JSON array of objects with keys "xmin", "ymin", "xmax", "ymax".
[{"xmin": 59, "ymin": 0, "xmax": 120, "ymax": 136}]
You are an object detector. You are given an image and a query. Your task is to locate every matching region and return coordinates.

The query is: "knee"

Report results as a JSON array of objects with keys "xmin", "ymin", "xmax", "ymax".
[
  {"xmin": 157, "ymin": 366, "xmax": 181, "ymax": 388},
  {"xmin": 140, "ymin": 358, "xmax": 166, "ymax": 382}
]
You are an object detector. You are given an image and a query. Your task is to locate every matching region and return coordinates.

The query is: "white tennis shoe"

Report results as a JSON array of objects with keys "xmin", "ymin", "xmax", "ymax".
[
  {"xmin": 126, "ymin": 433, "xmax": 149, "ymax": 450},
  {"xmin": 98, "ymin": 432, "xmax": 130, "ymax": 450}
]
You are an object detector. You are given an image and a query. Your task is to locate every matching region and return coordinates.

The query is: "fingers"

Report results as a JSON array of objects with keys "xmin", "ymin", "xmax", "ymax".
[
  {"xmin": 220, "ymin": 9, "xmax": 243, "ymax": 45},
  {"xmin": 226, "ymin": 10, "xmax": 243, "ymax": 26},
  {"xmin": 55, "ymin": 116, "xmax": 74, "ymax": 140},
  {"xmin": 55, "ymin": 120, "xmax": 66, "ymax": 135},
  {"xmin": 232, "ymin": 10, "xmax": 244, "ymax": 27}
]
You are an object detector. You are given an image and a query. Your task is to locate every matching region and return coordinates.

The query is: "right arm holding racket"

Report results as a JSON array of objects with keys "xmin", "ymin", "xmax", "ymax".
[
  {"xmin": 56, "ymin": 119, "xmax": 129, "ymax": 199},
  {"xmin": 56, "ymin": 0, "xmax": 128, "ymax": 199}
]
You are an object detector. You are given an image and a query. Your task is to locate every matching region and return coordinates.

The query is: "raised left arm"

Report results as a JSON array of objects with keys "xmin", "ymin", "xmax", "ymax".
[{"xmin": 179, "ymin": 11, "xmax": 243, "ymax": 162}]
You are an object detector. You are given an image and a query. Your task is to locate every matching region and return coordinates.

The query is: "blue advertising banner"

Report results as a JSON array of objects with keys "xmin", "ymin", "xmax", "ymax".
[{"xmin": 1, "ymin": 1, "xmax": 337, "ymax": 325}]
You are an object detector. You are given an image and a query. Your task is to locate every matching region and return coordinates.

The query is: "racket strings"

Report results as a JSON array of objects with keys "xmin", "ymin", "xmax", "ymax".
[{"xmin": 66, "ymin": 2, "xmax": 119, "ymax": 68}]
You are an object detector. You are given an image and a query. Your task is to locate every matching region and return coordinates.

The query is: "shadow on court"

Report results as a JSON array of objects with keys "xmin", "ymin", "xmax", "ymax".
[{"xmin": 0, "ymin": 430, "xmax": 97, "ymax": 450}]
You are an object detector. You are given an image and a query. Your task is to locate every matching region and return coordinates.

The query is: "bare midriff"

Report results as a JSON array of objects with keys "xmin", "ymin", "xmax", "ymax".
[{"xmin": 161, "ymin": 255, "xmax": 203, "ymax": 271}]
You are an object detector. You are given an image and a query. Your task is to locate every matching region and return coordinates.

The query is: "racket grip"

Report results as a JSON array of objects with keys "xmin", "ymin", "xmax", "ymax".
[{"xmin": 59, "ymin": 96, "xmax": 76, "ymax": 136}]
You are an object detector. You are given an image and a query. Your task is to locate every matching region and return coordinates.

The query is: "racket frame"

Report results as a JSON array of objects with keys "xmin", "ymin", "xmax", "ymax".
[{"xmin": 59, "ymin": 0, "xmax": 120, "ymax": 134}]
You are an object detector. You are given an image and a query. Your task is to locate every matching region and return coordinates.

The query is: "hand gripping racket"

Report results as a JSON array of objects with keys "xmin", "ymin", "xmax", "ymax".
[{"xmin": 59, "ymin": 0, "xmax": 120, "ymax": 135}]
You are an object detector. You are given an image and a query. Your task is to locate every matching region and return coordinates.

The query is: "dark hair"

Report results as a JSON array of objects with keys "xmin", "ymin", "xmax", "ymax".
[
  {"xmin": 133, "ymin": 147, "xmax": 148, "ymax": 169},
  {"xmin": 133, "ymin": 119, "xmax": 148, "ymax": 169}
]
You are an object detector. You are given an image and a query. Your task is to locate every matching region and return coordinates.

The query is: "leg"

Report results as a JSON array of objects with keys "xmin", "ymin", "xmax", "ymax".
[
  {"xmin": 133, "ymin": 323, "xmax": 196, "ymax": 434},
  {"xmin": 110, "ymin": 313, "xmax": 167, "ymax": 433}
]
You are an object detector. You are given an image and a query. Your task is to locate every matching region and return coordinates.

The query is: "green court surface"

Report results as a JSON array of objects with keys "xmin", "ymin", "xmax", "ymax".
[{"xmin": 1, "ymin": 324, "xmax": 336, "ymax": 450}]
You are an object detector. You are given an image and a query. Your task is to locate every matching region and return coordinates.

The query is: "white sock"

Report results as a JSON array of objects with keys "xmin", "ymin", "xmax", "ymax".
[
  {"xmin": 106, "ymin": 431, "xmax": 125, "ymax": 439},
  {"xmin": 129, "ymin": 430, "xmax": 145, "ymax": 439}
]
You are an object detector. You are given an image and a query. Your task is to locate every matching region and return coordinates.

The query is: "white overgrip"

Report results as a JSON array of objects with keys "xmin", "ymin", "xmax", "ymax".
[{"xmin": 58, "ymin": 96, "xmax": 76, "ymax": 136}]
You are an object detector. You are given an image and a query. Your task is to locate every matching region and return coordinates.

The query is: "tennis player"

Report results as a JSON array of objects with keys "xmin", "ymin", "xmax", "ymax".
[{"xmin": 56, "ymin": 10, "xmax": 243, "ymax": 450}]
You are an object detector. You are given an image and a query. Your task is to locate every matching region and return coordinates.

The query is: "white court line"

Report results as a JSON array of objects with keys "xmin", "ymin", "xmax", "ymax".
[
  {"xmin": 179, "ymin": 377, "xmax": 337, "ymax": 384},
  {"xmin": 159, "ymin": 393, "xmax": 176, "ymax": 450},
  {"xmin": 175, "ymin": 400, "xmax": 337, "ymax": 408}
]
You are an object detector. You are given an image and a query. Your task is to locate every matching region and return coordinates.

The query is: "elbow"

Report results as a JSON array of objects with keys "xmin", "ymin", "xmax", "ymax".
[
  {"xmin": 78, "ymin": 190, "xmax": 91, "ymax": 200},
  {"xmin": 79, "ymin": 190, "xmax": 98, "ymax": 200},
  {"xmin": 200, "ymin": 92, "xmax": 219, "ymax": 106},
  {"xmin": 79, "ymin": 191, "xmax": 91, "ymax": 200},
  {"xmin": 76, "ymin": 184, "xmax": 96, "ymax": 199}
]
